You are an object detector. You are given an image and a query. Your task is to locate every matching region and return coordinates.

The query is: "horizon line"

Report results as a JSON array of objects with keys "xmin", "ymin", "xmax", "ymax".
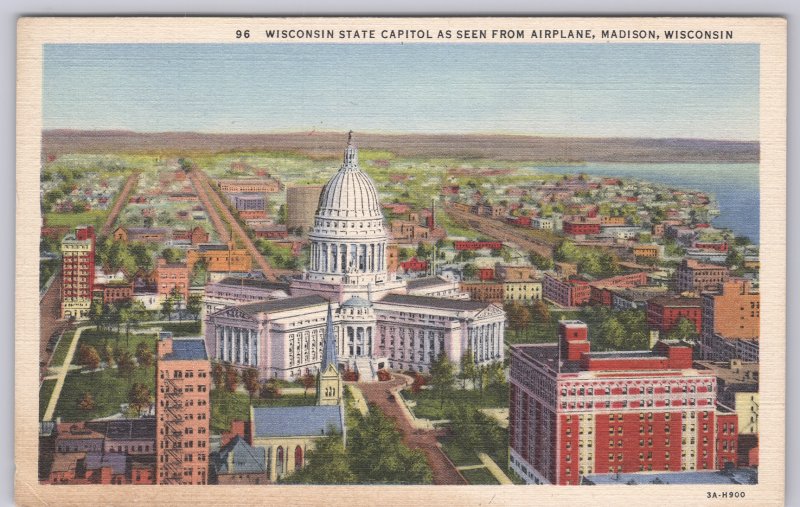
[{"xmin": 41, "ymin": 128, "xmax": 760, "ymax": 144}]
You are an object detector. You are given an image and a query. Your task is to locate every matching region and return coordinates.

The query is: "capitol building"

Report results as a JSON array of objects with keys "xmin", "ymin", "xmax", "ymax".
[{"xmin": 205, "ymin": 135, "xmax": 506, "ymax": 381}]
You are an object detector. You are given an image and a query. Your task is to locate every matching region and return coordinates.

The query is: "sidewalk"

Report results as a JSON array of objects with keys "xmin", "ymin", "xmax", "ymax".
[
  {"xmin": 43, "ymin": 326, "xmax": 87, "ymax": 421},
  {"xmin": 478, "ymin": 452, "xmax": 513, "ymax": 485}
]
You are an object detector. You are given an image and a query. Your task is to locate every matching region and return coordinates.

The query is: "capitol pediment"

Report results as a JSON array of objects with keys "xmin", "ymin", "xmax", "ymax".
[{"xmin": 475, "ymin": 304, "xmax": 505, "ymax": 320}]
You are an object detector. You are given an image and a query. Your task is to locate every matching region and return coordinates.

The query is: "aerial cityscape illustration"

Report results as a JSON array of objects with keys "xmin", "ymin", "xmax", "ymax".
[{"xmin": 38, "ymin": 43, "xmax": 760, "ymax": 486}]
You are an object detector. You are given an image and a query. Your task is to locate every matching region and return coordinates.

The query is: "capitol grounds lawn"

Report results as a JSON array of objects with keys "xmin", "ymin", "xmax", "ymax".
[
  {"xmin": 210, "ymin": 389, "xmax": 316, "ymax": 434},
  {"xmin": 39, "ymin": 380, "xmax": 56, "ymax": 420},
  {"xmin": 47, "ymin": 330, "xmax": 157, "ymax": 422},
  {"xmin": 49, "ymin": 329, "xmax": 76, "ymax": 368},
  {"xmin": 156, "ymin": 321, "xmax": 202, "ymax": 336},
  {"xmin": 461, "ymin": 467, "xmax": 501, "ymax": 485},
  {"xmin": 402, "ymin": 383, "xmax": 508, "ymax": 421}
]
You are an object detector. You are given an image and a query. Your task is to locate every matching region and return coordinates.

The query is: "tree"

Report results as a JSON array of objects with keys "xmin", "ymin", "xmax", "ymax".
[
  {"xmin": 225, "ymin": 364, "xmax": 239, "ymax": 392},
  {"xmin": 128, "ymin": 242, "xmax": 154, "ymax": 274},
  {"xmin": 301, "ymin": 373, "xmax": 316, "ymax": 398},
  {"xmin": 128, "ymin": 382, "xmax": 152, "ymax": 416},
  {"xmin": 347, "ymin": 409, "xmax": 432, "ymax": 484},
  {"xmin": 212, "ymin": 363, "xmax": 226, "ymax": 391},
  {"xmin": 242, "ymin": 368, "xmax": 260, "ymax": 404},
  {"xmin": 160, "ymin": 296, "xmax": 174, "ymax": 321},
  {"xmin": 78, "ymin": 392, "xmax": 95, "ymax": 411},
  {"xmin": 668, "ymin": 317, "xmax": 698, "ymax": 343},
  {"xmin": 78, "ymin": 345, "xmax": 101, "ymax": 370},
  {"xmin": 135, "ymin": 341, "xmax": 154, "ymax": 368},
  {"xmin": 477, "ymin": 364, "xmax": 491, "ymax": 406},
  {"xmin": 161, "ymin": 247, "xmax": 181, "ymax": 264},
  {"xmin": 461, "ymin": 263, "xmax": 477, "ymax": 280},
  {"xmin": 117, "ymin": 351, "xmax": 135, "ymax": 379},
  {"xmin": 488, "ymin": 360, "xmax": 506, "ymax": 388},
  {"xmin": 260, "ymin": 378, "xmax": 282, "ymax": 399},
  {"xmin": 88, "ymin": 300, "xmax": 105, "ymax": 331},
  {"xmin": 459, "ymin": 348, "xmax": 477, "ymax": 390},
  {"xmin": 530, "ymin": 299, "xmax": 551, "ymax": 323},
  {"xmin": 529, "ymin": 251, "xmax": 554, "ymax": 271},
  {"xmin": 726, "ymin": 248, "xmax": 745, "ymax": 269},
  {"xmin": 277, "ymin": 204, "xmax": 287, "ymax": 224},
  {"xmin": 429, "ymin": 351, "xmax": 455, "ymax": 409},
  {"xmin": 598, "ymin": 316, "xmax": 626, "ymax": 350},
  {"xmin": 410, "ymin": 373, "xmax": 426, "ymax": 394},
  {"xmin": 281, "ymin": 432, "xmax": 356, "ymax": 484},
  {"xmin": 101, "ymin": 343, "xmax": 115, "ymax": 368},
  {"xmin": 187, "ymin": 293, "xmax": 203, "ymax": 321},
  {"xmin": 505, "ymin": 302, "xmax": 532, "ymax": 336}
]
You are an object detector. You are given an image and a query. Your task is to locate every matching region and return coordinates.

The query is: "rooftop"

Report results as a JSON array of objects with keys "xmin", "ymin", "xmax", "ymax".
[
  {"xmin": 647, "ymin": 295, "xmax": 701, "ymax": 307},
  {"xmin": 214, "ymin": 277, "xmax": 290, "ymax": 292},
  {"xmin": 87, "ymin": 418, "xmax": 156, "ymax": 440},
  {"xmin": 213, "ymin": 436, "xmax": 267, "ymax": 475},
  {"xmin": 405, "ymin": 276, "xmax": 452, "ymax": 290},
  {"xmin": 252, "ymin": 405, "xmax": 343, "ymax": 438},
  {"xmin": 378, "ymin": 293, "xmax": 490, "ymax": 312},
  {"xmin": 582, "ymin": 469, "xmax": 757, "ymax": 486},
  {"xmin": 237, "ymin": 294, "xmax": 329, "ymax": 316},
  {"xmin": 161, "ymin": 338, "xmax": 208, "ymax": 361}
]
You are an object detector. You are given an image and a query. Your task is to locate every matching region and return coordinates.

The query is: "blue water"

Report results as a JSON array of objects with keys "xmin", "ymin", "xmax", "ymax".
[{"xmin": 527, "ymin": 163, "xmax": 759, "ymax": 244}]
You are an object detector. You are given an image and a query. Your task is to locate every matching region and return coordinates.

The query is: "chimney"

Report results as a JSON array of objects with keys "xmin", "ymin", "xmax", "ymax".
[{"xmin": 227, "ymin": 450, "xmax": 235, "ymax": 472}]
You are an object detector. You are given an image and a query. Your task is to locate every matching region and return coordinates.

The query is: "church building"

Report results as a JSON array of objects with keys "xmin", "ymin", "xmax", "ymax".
[{"xmin": 205, "ymin": 134, "xmax": 506, "ymax": 381}]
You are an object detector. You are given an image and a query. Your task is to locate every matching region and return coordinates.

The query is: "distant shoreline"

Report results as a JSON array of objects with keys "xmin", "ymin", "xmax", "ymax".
[{"xmin": 41, "ymin": 130, "xmax": 759, "ymax": 164}]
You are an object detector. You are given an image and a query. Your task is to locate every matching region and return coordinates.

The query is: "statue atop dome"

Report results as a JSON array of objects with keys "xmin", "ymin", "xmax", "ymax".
[{"xmin": 342, "ymin": 131, "xmax": 358, "ymax": 169}]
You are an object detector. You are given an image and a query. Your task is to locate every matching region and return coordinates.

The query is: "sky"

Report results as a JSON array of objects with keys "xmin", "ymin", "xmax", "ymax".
[{"xmin": 43, "ymin": 43, "xmax": 759, "ymax": 140}]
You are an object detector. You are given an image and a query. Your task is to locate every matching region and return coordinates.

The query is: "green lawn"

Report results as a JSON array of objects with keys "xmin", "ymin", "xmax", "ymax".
[
  {"xmin": 44, "ymin": 210, "xmax": 109, "ymax": 230},
  {"xmin": 49, "ymin": 329, "xmax": 75, "ymax": 367},
  {"xmin": 210, "ymin": 390, "xmax": 317, "ymax": 433},
  {"xmin": 461, "ymin": 467, "xmax": 501, "ymax": 485},
  {"xmin": 40, "ymin": 380, "xmax": 56, "ymax": 421},
  {"xmin": 403, "ymin": 384, "xmax": 508, "ymax": 421},
  {"xmin": 71, "ymin": 329, "xmax": 156, "ymax": 366},
  {"xmin": 53, "ymin": 364, "xmax": 155, "ymax": 422},
  {"xmin": 158, "ymin": 321, "xmax": 202, "ymax": 336},
  {"xmin": 440, "ymin": 436, "xmax": 481, "ymax": 467}
]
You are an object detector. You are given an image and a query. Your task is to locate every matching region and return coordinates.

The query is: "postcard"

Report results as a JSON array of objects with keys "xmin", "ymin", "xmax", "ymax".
[{"xmin": 16, "ymin": 17, "xmax": 786, "ymax": 506}]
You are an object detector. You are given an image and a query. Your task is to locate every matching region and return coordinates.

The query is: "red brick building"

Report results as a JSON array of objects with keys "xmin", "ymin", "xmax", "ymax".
[
  {"xmin": 700, "ymin": 280, "xmax": 760, "ymax": 361},
  {"xmin": 155, "ymin": 333, "xmax": 211, "ymax": 485},
  {"xmin": 509, "ymin": 321, "xmax": 737, "ymax": 485},
  {"xmin": 61, "ymin": 225, "xmax": 96, "ymax": 319},
  {"xmin": 543, "ymin": 274, "xmax": 591, "ymax": 307},
  {"xmin": 676, "ymin": 259, "xmax": 730, "ymax": 293},
  {"xmin": 453, "ymin": 241, "xmax": 503, "ymax": 251},
  {"xmin": 460, "ymin": 282, "xmax": 504, "ymax": 303},
  {"xmin": 253, "ymin": 225, "xmax": 288, "ymax": 239},
  {"xmin": 647, "ymin": 296, "xmax": 702, "ymax": 334},
  {"xmin": 154, "ymin": 259, "xmax": 189, "ymax": 302},
  {"xmin": 563, "ymin": 215, "xmax": 601, "ymax": 236},
  {"xmin": 588, "ymin": 272, "xmax": 649, "ymax": 306},
  {"xmin": 93, "ymin": 282, "xmax": 134, "ymax": 305},
  {"xmin": 399, "ymin": 257, "xmax": 428, "ymax": 273}
]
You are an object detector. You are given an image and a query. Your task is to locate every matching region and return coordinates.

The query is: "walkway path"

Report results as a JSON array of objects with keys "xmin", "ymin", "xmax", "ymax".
[
  {"xmin": 100, "ymin": 172, "xmax": 140, "ymax": 236},
  {"xmin": 357, "ymin": 376, "xmax": 467, "ymax": 485},
  {"xmin": 42, "ymin": 326, "xmax": 88, "ymax": 421},
  {"xmin": 189, "ymin": 169, "xmax": 278, "ymax": 280},
  {"xmin": 478, "ymin": 452, "xmax": 513, "ymax": 485},
  {"xmin": 347, "ymin": 385, "xmax": 369, "ymax": 416}
]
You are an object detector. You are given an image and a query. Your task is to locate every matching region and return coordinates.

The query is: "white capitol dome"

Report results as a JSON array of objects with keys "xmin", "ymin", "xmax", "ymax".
[
  {"xmin": 316, "ymin": 138, "xmax": 382, "ymax": 221},
  {"xmin": 303, "ymin": 132, "xmax": 396, "ymax": 294}
]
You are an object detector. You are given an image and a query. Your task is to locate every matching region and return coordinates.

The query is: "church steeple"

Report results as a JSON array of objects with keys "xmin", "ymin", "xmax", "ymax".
[
  {"xmin": 321, "ymin": 302, "xmax": 338, "ymax": 373},
  {"xmin": 317, "ymin": 302, "xmax": 343, "ymax": 406}
]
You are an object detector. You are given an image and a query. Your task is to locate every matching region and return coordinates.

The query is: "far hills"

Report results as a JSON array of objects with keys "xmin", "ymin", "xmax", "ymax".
[{"xmin": 41, "ymin": 130, "xmax": 759, "ymax": 164}]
